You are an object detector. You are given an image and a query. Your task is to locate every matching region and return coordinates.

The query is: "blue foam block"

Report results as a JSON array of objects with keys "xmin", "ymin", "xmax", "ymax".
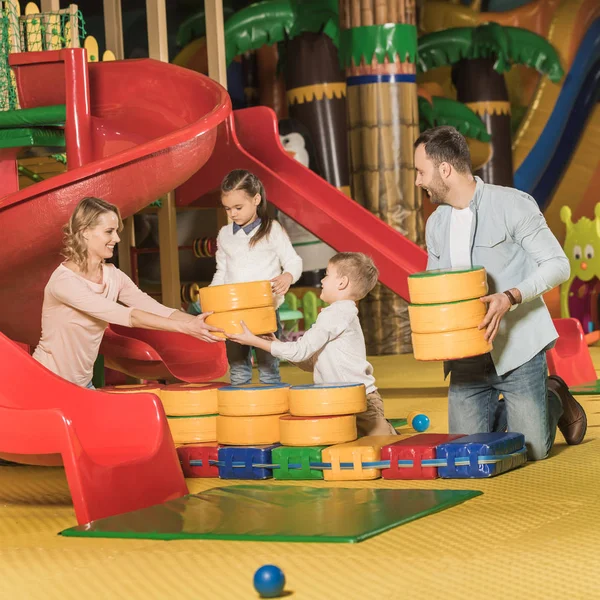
[
  {"xmin": 436, "ymin": 432, "xmax": 527, "ymax": 478},
  {"xmin": 218, "ymin": 445, "xmax": 280, "ymax": 480}
]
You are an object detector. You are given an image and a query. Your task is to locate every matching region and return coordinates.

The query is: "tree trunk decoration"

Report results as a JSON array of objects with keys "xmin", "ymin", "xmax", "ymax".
[
  {"xmin": 286, "ymin": 32, "xmax": 350, "ymax": 194},
  {"xmin": 339, "ymin": 0, "xmax": 422, "ymax": 355},
  {"xmin": 452, "ymin": 58, "xmax": 513, "ymax": 186}
]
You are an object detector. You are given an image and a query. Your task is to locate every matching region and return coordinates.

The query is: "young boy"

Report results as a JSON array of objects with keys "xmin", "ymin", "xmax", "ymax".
[{"xmin": 227, "ymin": 252, "xmax": 397, "ymax": 436}]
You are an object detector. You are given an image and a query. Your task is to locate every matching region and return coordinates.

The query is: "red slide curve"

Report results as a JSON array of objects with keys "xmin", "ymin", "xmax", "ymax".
[
  {"xmin": 178, "ymin": 107, "xmax": 428, "ymax": 300},
  {"xmin": 0, "ymin": 54, "xmax": 230, "ymax": 347}
]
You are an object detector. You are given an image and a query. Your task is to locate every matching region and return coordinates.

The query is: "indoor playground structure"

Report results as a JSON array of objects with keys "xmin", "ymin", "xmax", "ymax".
[{"xmin": 0, "ymin": 0, "xmax": 599, "ymax": 598}]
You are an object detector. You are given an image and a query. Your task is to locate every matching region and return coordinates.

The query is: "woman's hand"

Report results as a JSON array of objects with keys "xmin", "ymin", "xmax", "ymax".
[
  {"xmin": 187, "ymin": 311, "xmax": 224, "ymax": 342},
  {"xmin": 271, "ymin": 272, "xmax": 293, "ymax": 296}
]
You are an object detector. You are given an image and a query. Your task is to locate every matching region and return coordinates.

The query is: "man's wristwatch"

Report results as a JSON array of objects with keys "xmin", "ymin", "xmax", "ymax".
[{"xmin": 504, "ymin": 290, "xmax": 518, "ymax": 306}]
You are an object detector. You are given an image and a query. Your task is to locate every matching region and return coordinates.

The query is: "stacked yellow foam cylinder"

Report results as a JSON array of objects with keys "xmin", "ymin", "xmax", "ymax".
[
  {"xmin": 279, "ymin": 383, "xmax": 366, "ymax": 446},
  {"xmin": 199, "ymin": 281, "xmax": 277, "ymax": 339},
  {"xmin": 407, "ymin": 267, "xmax": 492, "ymax": 361},
  {"xmin": 104, "ymin": 383, "xmax": 224, "ymax": 444},
  {"xmin": 216, "ymin": 384, "xmax": 290, "ymax": 445}
]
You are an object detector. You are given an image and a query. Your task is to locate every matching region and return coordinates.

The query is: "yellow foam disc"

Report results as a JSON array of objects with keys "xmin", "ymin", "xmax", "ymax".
[
  {"xmin": 199, "ymin": 281, "xmax": 274, "ymax": 313},
  {"xmin": 217, "ymin": 384, "xmax": 290, "ymax": 416},
  {"xmin": 102, "ymin": 384, "xmax": 164, "ymax": 398},
  {"xmin": 161, "ymin": 382, "xmax": 225, "ymax": 416},
  {"xmin": 217, "ymin": 414, "xmax": 281, "ymax": 445},
  {"xmin": 412, "ymin": 328, "xmax": 492, "ymax": 361},
  {"xmin": 167, "ymin": 415, "xmax": 217, "ymax": 444},
  {"xmin": 408, "ymin": 267, "xmax": 488, "ymax": 304},
  {"xmin": 408, "ymin": 298, "xmax": 487, "ymax": 334},
  {"xmin": 206, "ymin": 306, "xmax": 277, "ymax": 339},
  {"xmin": 289, "ymin": 383, "xmax": 367, "ymax": 416},
  {"xmin": 279, "ymin": 415, "xmax": 357, "ymax": 446},
  {"xmin": 322, "ymin": 435, "xmax": 411, "ymax": 481}
]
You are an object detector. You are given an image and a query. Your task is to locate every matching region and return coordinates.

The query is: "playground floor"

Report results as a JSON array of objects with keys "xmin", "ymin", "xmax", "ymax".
[{"xmin": 1, "ymin": 351, "xmax": 599, "ymax": 599}]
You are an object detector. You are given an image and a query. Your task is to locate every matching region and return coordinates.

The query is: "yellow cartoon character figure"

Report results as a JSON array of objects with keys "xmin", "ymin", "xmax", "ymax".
[{"xmin": 560, "ymin": 204, "xmax": 600, "ymax": 333}]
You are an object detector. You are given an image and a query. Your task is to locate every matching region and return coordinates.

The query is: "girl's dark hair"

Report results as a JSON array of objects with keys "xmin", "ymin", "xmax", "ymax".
[{"xmin": 221, "ymin": 169, "xmax": 273, "ymax": 247}]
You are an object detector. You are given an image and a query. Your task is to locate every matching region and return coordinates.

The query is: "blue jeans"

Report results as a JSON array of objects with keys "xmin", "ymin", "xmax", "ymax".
[
  {"xmin": 448, "ymin": 349, "xmax": 563, "ymax": 461},
  {"xmin": 85, "ymin": 381, "xmax": 96, "ymax": 390},
  {"xmin": 226, "ymin": 312, "xmax": 283, "ymax": 385}
]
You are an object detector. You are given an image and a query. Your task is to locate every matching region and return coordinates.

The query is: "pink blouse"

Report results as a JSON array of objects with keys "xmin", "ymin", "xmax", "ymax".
[{"xmin": 33, "ymin": 263, "xmax": 176, "ymax": 386}]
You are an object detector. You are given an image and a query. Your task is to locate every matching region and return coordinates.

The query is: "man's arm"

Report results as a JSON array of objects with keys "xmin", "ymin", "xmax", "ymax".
[
  {"xmin": 509, "ymin": 193, "xmax": 570, "ymax": 302},
  {"xmin": 425, "ymin": 215, "xmax": 440, "ymax": 271}
]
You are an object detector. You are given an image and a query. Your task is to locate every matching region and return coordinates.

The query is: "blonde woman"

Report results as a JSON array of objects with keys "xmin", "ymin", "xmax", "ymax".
[{"xmin": 32, "ymin": 197, "xmax": 222, "ymax": 389}]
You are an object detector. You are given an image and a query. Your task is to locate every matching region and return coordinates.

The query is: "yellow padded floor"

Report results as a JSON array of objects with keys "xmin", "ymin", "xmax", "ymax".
[{"xmin": 2, "ymin": 352, "xmax": 600, "ymax": 599}]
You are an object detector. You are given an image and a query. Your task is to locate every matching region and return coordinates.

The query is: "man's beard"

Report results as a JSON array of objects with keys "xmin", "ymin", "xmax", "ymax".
[{"xmin": 424, "ymin": 172, "xmax": 450, "ymax": 205}]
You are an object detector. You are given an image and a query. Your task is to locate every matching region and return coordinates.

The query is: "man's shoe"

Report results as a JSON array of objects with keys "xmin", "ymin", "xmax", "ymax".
[{"xmin": 548, "ymin": 375, "xmax": 587, "ymax": 445}]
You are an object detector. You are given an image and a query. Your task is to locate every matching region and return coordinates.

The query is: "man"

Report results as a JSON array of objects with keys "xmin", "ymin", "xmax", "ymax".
[{"xmin": 414, "ymin": 125, "xmax": 586, "ymax": 460}]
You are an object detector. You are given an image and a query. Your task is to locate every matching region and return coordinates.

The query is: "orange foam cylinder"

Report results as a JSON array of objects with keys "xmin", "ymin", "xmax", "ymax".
[
  {"xmin": 408, "ymin": 267, "xmax": 488, "ymax": 304},
  {"xmin": 161, "ymin": 382, "xmax": 225, "ymax": 416},
  {"xmin": 167, "ymin": 415, "xmax": 217, "ymax": 444},
  {"xmin": 205, "ymin": 306, "xmax": 277, "ymax": 339},
  {"xmin": 217, "ymin": 384, "xmax": 289, "ymax": 416},
  {"xmin": 102, "ymin": 383, "xmax": 164, "ymax": 398},
  {"xmin": 408, "ymin": 298, "xmax": 487, "ymax": 334},
  {"xmin": 412, "ymin": 328, "xmax": 492, "ymax": 361},
  {"xmin": 279, "ymin": 415, "xmax": 357, "ymax": 446},
  {"xmin": 289, "ymin": 383, "xmax": 367, "ymax": 416},
  {"xmin": 199, "ymin": 281, "xmax": 274, "ymax": 312},
  {"xmin": 217, "ymin": 414, "xmax": 281, "ymax": 445}
]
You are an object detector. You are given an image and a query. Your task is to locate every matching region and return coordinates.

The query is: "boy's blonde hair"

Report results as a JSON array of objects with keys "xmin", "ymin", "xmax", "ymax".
[
  {"xmin": 62, "ymin": 197, "xmax": 123, "ymax": 273},
  {"xmin": 329, "ymin": 252, "xmax": 379, "ymax": 299}
]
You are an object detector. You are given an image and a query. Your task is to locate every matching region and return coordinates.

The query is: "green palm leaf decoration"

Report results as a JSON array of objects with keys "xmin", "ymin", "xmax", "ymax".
[
  {"xmin": 417, "ymin": 24, "xmax": 564, "ymax": 82},
  {"xmin": 418, "ymin": 96, "xmax": 492, "ymax": 142}
]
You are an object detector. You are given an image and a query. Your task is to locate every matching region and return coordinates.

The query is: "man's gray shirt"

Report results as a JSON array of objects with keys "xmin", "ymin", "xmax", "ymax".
[{"xmin": 425, "ymin": 177, "xmax": 570, "ymax": 376}]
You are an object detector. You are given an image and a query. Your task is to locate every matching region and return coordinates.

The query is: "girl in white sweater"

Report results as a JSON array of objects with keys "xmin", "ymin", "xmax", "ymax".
[{"xmin": 211, "ymin": 170, "xmax": 302, "ymax": 384}]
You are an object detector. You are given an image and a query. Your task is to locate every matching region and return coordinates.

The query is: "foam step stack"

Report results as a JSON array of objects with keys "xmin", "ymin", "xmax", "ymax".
[
  {"xmin": 408, "ymin": 267, "xmax": 492, "ymax": 361},
  {"xmin": 215, "ymin": 384, "xmax": 290, "ymax": 480},
  {"xmin": 200, "ymin": 281, "xmax": 277, "ymax": 338}
]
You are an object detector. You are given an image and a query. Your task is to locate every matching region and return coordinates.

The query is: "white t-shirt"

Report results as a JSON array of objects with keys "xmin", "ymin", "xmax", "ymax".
[
  {"xmin": 449, "ymin": 207, "xmax": 473, "ymax": 268},
  {"xmin": 270, "ymin": 300, "xmax": 376, "ymax": 393}
]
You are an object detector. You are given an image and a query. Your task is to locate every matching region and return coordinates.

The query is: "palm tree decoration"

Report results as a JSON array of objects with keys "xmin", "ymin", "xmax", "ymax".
[
  {"xmin": 220, "ymin": 0, "xmax": 350, "ymax": 193},
  {"xmin": 418, "ymin": 23, "xmax": 564, "ymax": 186},
  {"xmin": 337, "ymin": 0, "xmax": 422, "ymax": 355}
]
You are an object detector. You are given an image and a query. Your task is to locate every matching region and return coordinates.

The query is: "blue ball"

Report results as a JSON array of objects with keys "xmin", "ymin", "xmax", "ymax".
[
  {"xmin": 412, "ymin": 413, "xmax": 430, "ymax": 432},
  {"xmin": 253, "ymin": 565, "xmax": 285, "ymax": 598}
]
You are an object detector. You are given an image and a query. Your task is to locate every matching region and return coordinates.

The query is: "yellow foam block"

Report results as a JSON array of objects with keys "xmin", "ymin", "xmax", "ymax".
[
  {"xmin": 161, "ymin": 382, "xmax": 225, "ymax": 416},
  {"xmin": 289, "ymin": 383, "xmax": 367, "ymax": 416},
  {"xmin": 322, "ymin": 435, "xmax": 412, "ymax": 481},
  {"xmin": 408, "ymin": 267, "xmax": 488, "ymax": 304},
  {"xmin": 217, "ymin": 414, "xmax": 281, "ymax": 445},
  {"xmin": 167, "ymin": 415, "xmax": 217, "ymax": 445},
  {"xmin": 408, "ymin": 298, "xmax": 487, "ymax": 334},
  {"xmin": 279, "ymin": 415, "xmax": 357, "ymax": 446},
  {"xmin": 412, "ymin": 328, "xmax": 492, "ymax": 361},
  {"xmin": 199, "ymin": 280, "xmax": 274, "ymax": 313},
  {"xmin": 206, "ymin": 306, "xmax": 277, "ymax": 339},
  {"xmin": 102, "ymin": 384, "xmax": 164, "ymax": 398},
  {"xmin": 217, "ymin": 384, "xmax": 289, "ymax": 416}
]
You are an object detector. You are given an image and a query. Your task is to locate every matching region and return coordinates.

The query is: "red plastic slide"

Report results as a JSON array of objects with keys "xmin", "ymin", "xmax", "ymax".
[
  {"xmin": 0, "ymin": 54, "xmax": 230, "ymax": 347},
  {"xmin": 178, "ymin": 107, "xmax": 428, "ymax": 300}
]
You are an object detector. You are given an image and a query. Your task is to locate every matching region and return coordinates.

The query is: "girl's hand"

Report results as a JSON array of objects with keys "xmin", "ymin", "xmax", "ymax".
[
  {"xmin": 259, "ymin": 333, "xmax": 277, "ymax": 342},
  {"xmin": 227, "ymin": 321, "xmax": 260, "ymax": 346},
  {"xmin": 271, "ymin": 272, "xmax": 293, "ymax": 296}
]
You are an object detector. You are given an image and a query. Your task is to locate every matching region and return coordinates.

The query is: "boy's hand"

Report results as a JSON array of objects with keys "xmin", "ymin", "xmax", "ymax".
[
  {"xmin": 271, "ymin": 272, "xmax": 293, "ymax": 296},
  {"xmin": 259, "ymin": 333, "xmax": 277, "ymax": 342},
  {"xmin": 226, "ymin": 321, "xmax": 260, "ymax": 346}
]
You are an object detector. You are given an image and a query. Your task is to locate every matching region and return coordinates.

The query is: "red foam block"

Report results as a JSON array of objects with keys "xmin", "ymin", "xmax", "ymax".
[
  {"xmin": 381, "ymin": 434, "xmax": 465, "ymax": 479},
  {"xmin": 177, "ymin": 444, "xmax": 219, "ymax": 478}
]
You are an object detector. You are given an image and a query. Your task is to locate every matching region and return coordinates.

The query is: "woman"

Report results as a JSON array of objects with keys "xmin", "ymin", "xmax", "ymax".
[{"xmin": 32, "ymin": 197, "xmax": 222, "ymax": 388}]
